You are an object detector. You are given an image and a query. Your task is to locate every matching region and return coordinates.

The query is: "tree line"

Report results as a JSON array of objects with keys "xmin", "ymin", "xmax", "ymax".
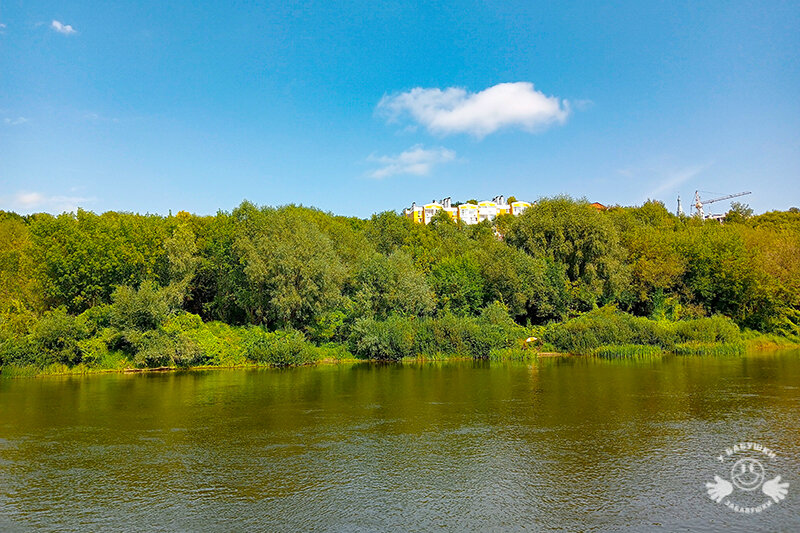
[{"xmin": 1, "ymin": 197, "xmax": 799, "ymax": 371}]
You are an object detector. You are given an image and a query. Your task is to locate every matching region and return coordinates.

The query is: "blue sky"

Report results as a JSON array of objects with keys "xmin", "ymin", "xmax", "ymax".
[{"xmin": 1, "ymin": 1, "xmax": 798, "ymax": 217}]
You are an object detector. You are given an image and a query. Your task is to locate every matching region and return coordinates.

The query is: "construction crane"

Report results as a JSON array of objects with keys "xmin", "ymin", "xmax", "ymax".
[{"xmin": 692, "ymin": 190, "xmax": 751, "ymax": 220}]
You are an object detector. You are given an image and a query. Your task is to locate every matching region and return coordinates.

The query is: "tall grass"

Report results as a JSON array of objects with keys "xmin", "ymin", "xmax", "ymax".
[
  {"xmin": 488, "ymin": 347, "xmax": 537, "ymax": 362},
  {"xmin": 672, "ymin": 342, "xmax": 745, "ymax": 356},
  {"xmin": 592, "ymin": 344, "xmax": 664, "ymax": 360},
  {"xmin": 0, "ymin": 364, "xmax": 41, "ymax": 378}
]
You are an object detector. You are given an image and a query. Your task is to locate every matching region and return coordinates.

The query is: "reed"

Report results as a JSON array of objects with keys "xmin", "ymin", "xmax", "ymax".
[
  {"xmin": 672, "ymin": 342, "xmax": 746, "ymax": 356},
  {"xmin": 592, "ymin": 344, "xmax": 664, "ymax": 359},
  {"xmin": 0, "ymin": 364, "xmax": 41, "ymax": 378},
  {"xmin": 488, "ymin": 347, "xmax": 537, "ymax": 362}
]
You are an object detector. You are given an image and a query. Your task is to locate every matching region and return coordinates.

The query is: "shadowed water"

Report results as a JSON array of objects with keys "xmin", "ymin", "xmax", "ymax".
[{"xmin": 1, "ymin": 352, "xmax": 799, "ymax": 531}]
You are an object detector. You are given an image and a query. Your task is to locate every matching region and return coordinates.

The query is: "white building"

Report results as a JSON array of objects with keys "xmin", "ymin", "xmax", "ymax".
[{"xmin": 404, "ymin": 194, "xmax": 533, "ymax": 225}]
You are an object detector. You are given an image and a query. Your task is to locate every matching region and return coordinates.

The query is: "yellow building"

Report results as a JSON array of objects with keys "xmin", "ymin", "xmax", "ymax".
[
  {"xmin": 404, "ymin": 203, "xmax": 424, "ymax": 224},
  {"xmin": 477, "ymin": 201, "xmax": 497, "ymax": 223},
  {"xmin": 511, "ymin": 201, "xmax": 531, "ymax": 215},
  {"xmin": 492, "ymin": 195, "xmax": 510, "ymax": 216},
  {"xmin": 404, "ymin": 195, "xmax": 532, "ymax": 225},
  {"xmin": 457, "ymin": 204, "xmax": 478, "ymax": 225},
  {"xmin": 422, "ymin": 203, "xmax": 443, "ymax": 224}
]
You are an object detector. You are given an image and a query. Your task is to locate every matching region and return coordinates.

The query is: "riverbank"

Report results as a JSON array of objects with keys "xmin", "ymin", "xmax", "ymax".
[
  {"xmin": 3, "ymin": 333, "xmax": 797, "ymax": 379},
  {"xmin": 4, "ymin": 201, "xmax": 800, "ymax": 382}
]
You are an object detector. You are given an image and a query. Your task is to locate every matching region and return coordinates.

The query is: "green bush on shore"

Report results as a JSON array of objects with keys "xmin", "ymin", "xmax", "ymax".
[
  {"xmin": 348, "ymin": 302, "xmax": 528, "ymax": 361},
  {"xmin": 241, "ymin": 327, "xmax": 321, "ymax": 366},
  {"xmin": 541, "ymin": 306, "xmax": 744, "ymax": 355}
]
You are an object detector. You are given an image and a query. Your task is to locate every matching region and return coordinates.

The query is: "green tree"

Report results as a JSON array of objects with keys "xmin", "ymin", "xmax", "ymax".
[
  {"xmin": 677, "ymin": 224, "xmax": 770, "ymax": 327},
  {"xmin": 165, "ymin": 223, "xmax": 199, "ymax": 283},
  {"xmin": 363, "ymin": 211, "xmax": 414, "ymax": 255},
  {"xmin": 29, "ymin": 210, "xmax": 170, "ymax": 312},
  {"xmin": 29, "ymin": 307, "xmax": 90, "ymax": 366},
  {"xmin": 233, "ymin": 203, "xmax": 347, "ymax": 328},
  {"xmin": 352, "ymin": 251, "xmax": 435, "ymax": 318},
  {"xmin": 429, "ymin": 255, "xmax": 485, "ymax": 315},
  {"xmin": 0, "ymin": 213, "xmax": 39, "ymax": 313},
  {"xmin": 472, "ymin": 241, "xmax": 568, "ymax": 322},
  {"xmin": 110, "ymin": 280, "xmax": 176, "ymax": 331},
  {"xmin": 506, "ymin": 196, "xmax": 630, "ymax": 310},
  {"xmin": 724, "ymin": 202, "xmax": 754, "ymax": 224}
]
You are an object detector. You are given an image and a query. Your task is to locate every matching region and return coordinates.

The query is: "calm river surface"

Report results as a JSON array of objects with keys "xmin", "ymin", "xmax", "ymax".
[{"xmin": 2, "ymin": 352, "xmax": 799, "ymax": 532}]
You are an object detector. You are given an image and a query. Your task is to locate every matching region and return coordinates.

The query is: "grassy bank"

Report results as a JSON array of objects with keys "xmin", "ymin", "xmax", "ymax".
[
  {"xmin": 540, "ymin": 307, "xmax": 800, "ymax": 360},
  {"xmin": 3, "ymin": 305, "xmax": 799, "ymax": 378},
  {"xmin": 0, "ymin": 302, "xmax": 535, "ymax": 377}
]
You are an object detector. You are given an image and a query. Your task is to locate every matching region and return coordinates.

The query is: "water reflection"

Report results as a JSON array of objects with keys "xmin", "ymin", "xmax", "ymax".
[{"xmin": 1, "ymin": 352, "xmax": 799, "ymax": 531}]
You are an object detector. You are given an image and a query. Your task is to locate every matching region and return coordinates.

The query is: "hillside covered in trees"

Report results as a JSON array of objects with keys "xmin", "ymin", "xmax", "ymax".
[{"xmin": 2, "ymin": 198, "xmax": 799, "ymax": 374}]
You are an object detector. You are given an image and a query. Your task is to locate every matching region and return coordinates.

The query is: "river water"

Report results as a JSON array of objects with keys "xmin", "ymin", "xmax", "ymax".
[{"xmin": 1, "ymin": 352, "xmax": 799, "ymax": 531}]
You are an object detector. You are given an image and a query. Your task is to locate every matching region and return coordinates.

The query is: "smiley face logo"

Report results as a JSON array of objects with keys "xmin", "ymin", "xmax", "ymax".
[
  {"xmin": 730, "ymin": 458, "xmax": 765, "ymax": 491},
  {"xmin": 706, "ymin": 442, "xmax": 789, "ymax": 512}
]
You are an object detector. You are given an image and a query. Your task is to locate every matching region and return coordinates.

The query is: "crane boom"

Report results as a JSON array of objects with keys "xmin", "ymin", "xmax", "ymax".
[
  {"xmin": 692, "ymin": 190, "xmax": 752, "ymax": 220},
  {"xmin": 702, "ymin": 191, "xmax": 751, "ymax": 205}
]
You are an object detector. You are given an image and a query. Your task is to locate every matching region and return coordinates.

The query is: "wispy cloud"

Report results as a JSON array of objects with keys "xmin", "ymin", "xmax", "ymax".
[
  {"xmin": 4, "ymin": 117, "xmax": 28, "ymax": 126},
  {"xmin": 572, "ymin": 99, "xmax": 594, "ymax": 111},
  {"xmin": 82, "ymin": 112, "xmax": 120, "ymax": 124},
  {"xmin": 646, "ymin": 163, "xmax": 712, "ymax": 199},
  {"xmin": 0, "ymin": 23, "xmax": 7, "ymax": 34},
  {"xmin": 7, "ymin": 191, "xmax": 95, "ymax": 214},
  {"xmin": 367, "ymin": 145, "xmax": 456, "ymax": 179},
  {"xmin": 51, "ymin": 20, "xmax": 77, "ymax": 35},
  {"xmin": 377, "ymin": 82, "xmax": 570, "ymax": 138}
]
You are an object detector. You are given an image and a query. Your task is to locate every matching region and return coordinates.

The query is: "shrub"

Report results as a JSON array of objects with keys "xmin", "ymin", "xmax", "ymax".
[
  {"xmin": 348, "ymin": 304, "xmax": 528, "ymax": 361},
  {"xmin": 0, "ymin": 337, "xmax": 35, "ymax": 368},
  {"xmin": 132, "ymin": 330, "xmax": 203, "ymax": 368},
  {"xmin": 241, "ymin": 327, "xmax": 320, "ymax": 366},
  {"xmin": 316, "ymin": 342, "xmax": 352, "ymax": 361},
  {"xmin": 77, "ymin": 336, "xmax": 110, "ymax": 367},
  {"xmin": 78, "ymin": 304, "xmax": 113, "ymax": 334},
  {"xmin": 110, "ymin": 281, "xmax": 174, "ymax": 331},
  {"xmin": 29, "ymin": 307, "xmax": 90, "ymax": 366},
  {"xmin": 542, "ymin": 306, "xmax": 742, "ymax": 354},
  {"xmin": 674, "ymin": 315, "xmax": 740, "ymax": 343},
  {"xmin": 97, "ymin": 350, "xmax": 129, "ymax": 370},
  {"xmin": 348, "ymin": 316, "xmax": 415, "ymax": 361}
]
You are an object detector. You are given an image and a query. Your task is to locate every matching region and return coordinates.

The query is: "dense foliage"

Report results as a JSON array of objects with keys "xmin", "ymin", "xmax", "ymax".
[{"xmin": 2, "ymin": 198, "xmax": 799, "ymax": 371}]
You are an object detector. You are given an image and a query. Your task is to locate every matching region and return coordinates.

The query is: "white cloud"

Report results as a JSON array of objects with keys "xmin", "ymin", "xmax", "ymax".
[
  {"xmin": 367, "ymin": 145, "xmax": 456, "ymax": 179},
  {"xmin": 4, "ymin": 117, "xmax": 28, "ymax": 126},
  {"xmin": 8, "ymin": 191, "xmax": 95, "ymax": 214},
  {"xmin": 0, "ymin": 23, "xmax": 7, "ymax": 33},
  {"xmin": 377, "ymin": 82, "xmax": 570, "ymax": 138},
  {"xmin": 51, "ymin": 20, "xmax": 77, "ymax": 35}
]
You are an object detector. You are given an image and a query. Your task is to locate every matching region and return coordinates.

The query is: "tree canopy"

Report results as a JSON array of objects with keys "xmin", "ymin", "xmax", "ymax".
[{"xmin": 3, "ymin": 197, "xmax": 800, "ymax": 369}]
